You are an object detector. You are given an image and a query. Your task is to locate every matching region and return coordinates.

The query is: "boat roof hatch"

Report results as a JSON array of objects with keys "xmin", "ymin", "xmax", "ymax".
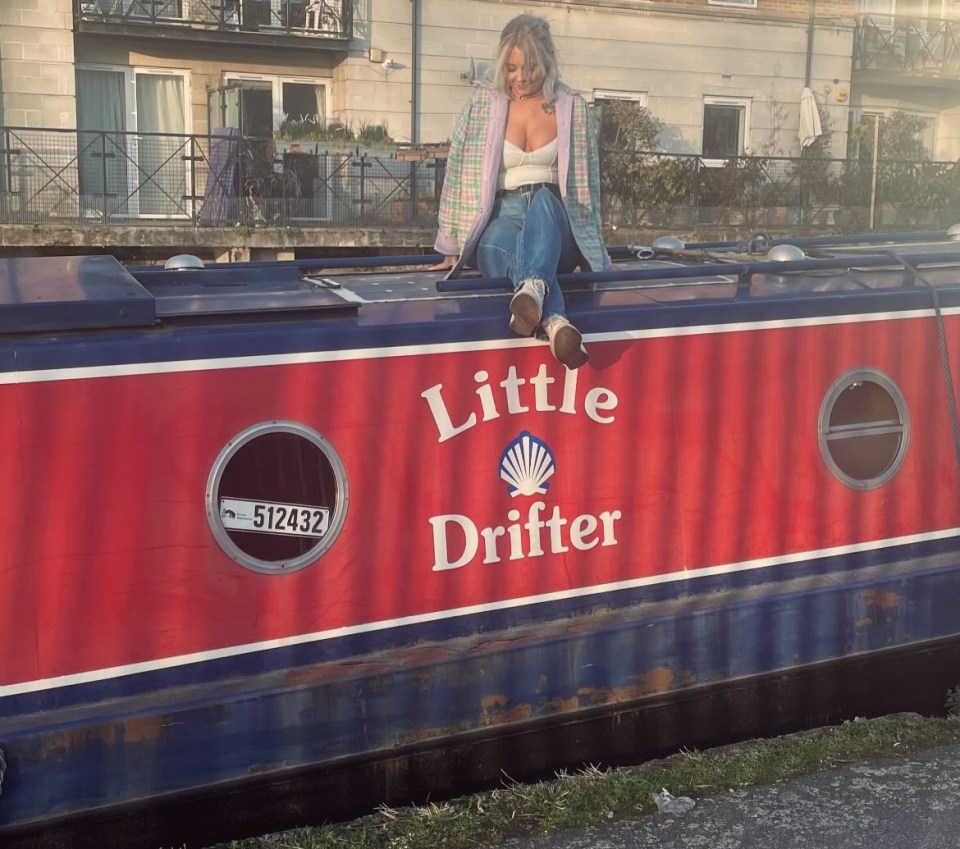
[
  {"xmin": 145, "ymin": 272, "xmax": 361, "ymax": 317},
  {"xmin": 821, "ymin": 241, "xmax": 960, "ymax": 260},
  {"xmin": 299, "ymin": 271, "xmax": 504, "ymax": 302},
  {"xmin": 303, "ymin": 261, "xmax": 736, "ymax": 303},
  {"xmin": 0, "ymin": 255, "xmax": 156, "ymax": 334}
]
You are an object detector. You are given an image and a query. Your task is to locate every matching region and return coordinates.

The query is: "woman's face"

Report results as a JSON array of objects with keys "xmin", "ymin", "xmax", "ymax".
[{"xmin": 505, "ymin": 46, "xmax": 542, "ymax": 98}]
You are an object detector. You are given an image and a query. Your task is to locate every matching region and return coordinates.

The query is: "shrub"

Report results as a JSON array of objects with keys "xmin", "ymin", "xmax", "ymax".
[{"xmin": 357, "ymin": 121, "xmax": 393, "ymax": 146}]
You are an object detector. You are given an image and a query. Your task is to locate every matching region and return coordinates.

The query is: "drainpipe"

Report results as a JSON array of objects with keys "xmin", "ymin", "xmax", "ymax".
[
  {"xmin": 804, "ymin": 0, "xmax": 817, "ymax": 86},
  {"xmin": 869, "ymin": 116, "xmax": 880, "ymax": 230},
  {"xmin": 411, "ymin": 0, "xmax": 420, "ymax": 144}
]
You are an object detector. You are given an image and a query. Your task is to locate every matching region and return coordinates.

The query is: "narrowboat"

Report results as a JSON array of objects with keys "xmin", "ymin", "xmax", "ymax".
[{"xmin": 3, "ymin": 231, "xmax": 960, "ymax": 842}]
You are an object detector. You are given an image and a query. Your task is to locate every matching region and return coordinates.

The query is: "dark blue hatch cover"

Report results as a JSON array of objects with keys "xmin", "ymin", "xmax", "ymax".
[{"xmin": 0, "ymin": 254, "xmax": 155, "ymax": 334}]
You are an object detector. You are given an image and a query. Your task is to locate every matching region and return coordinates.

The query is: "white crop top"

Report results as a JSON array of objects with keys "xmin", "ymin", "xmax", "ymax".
[{"xmin": 499, "ymin": 138, "xmax": 559, "ymax": 191}]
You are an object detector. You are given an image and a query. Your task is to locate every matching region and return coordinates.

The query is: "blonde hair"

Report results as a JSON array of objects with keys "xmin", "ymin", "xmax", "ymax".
[{"xmin": 490, "ymin": 14, "xmax": 560, "ymax": 102}]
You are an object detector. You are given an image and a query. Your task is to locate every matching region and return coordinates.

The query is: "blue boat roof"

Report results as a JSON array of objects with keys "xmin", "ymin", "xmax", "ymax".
[
  {"xmin": 7, "ymin": 231, "xmax": 960, "ymax": 335},
  {"xmin": 0, "ymin": 255, "xmax": 155, "ymax": 333}
]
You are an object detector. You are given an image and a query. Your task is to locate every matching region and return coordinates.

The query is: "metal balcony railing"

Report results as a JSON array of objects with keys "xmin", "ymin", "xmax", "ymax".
[
  {"xmin": 0, "ymin": 126, "xmax": 957, "ymax": 233},
  {"xmin": 854, "ymin": 13, "xmax": 960, "ymax": 77},
  {"xmin": 74, "ymin": 0, "xmax": 352, "ymax": 40},
  {"xmin": 0, "ymin": 127, "xmax": 445, "ymax": 229}
]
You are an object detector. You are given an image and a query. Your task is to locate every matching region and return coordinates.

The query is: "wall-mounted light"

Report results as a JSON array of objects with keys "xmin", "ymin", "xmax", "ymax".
[{"xmin": 368, "ymin": 47, "xmax": 384, "ymax": 63}]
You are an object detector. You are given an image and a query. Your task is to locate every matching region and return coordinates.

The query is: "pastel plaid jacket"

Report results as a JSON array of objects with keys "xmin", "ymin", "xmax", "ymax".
[{"xmin": 434, "ymin": 83, "xmax": 611, "ymax": 273}]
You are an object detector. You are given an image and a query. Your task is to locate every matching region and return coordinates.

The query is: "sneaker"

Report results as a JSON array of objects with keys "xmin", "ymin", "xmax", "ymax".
[
  {"xmin": 545, "ymin": 318, "xmax": 589, "ymax": 370},
  {"xmin": 509, "ymin": 278, "xmax": 546, "ymax": 336},
  {"xmin": 508, "ymin": 313, "xmax": 533, "ymax": 336}
]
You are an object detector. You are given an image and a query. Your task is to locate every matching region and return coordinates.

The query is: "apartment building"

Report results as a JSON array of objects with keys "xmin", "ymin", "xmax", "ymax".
[
  {"xmin": 0, "ymin": 0, "xmax": 855, "ymax": 150},
  {"xmin": 0, "ymin": 0, "xmax": 957, "ymax": 254}
]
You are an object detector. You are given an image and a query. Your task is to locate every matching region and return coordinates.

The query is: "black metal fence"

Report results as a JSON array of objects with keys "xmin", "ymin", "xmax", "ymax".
[
  {"xmin": 599, "ymin": 149, "xmax": 960, "ymax": 232},
  {"xmin": 2, "ymin": 126, "xmax": 960, "ymax": 232},
  {"xmin": 0, "ymin": 128, "xmax": 446, "ymax": 229}
]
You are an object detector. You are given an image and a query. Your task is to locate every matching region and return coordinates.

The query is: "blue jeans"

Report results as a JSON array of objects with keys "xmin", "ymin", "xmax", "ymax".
[{"xmin": 476, "ymin": 186, "xmax": 582, "ymax": 325}]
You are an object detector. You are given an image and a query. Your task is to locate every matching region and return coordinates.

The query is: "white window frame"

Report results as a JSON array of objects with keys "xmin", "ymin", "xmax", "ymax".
[
  {"xmin": 591, "ymin": 90, "xmax": 650, "ymax": 151},
  {"xmin": 856, "ymin": 107, "xmax": 937, "ymax": 158},
  {"xmin": 857, "ymin": 0, "xmax": 894, "ymax": 15},
  {"xmin": 223, "ymin": 71, "xmax": 334, "ymax": 223},
  {"xmin": 702, "ymin": 96, "xmax": 751, "ymax": 165},
  {"xmin": 911, "ymin": 111, "xmax": 937, "ymax": 156},
  {"xmin": 79, "ymin": 63, "xmax": 192, "ymax": 137},
  {"xmin": 279, "ymin": 76, "xmax": 332, "ymax": 130},
  {"xmin": 708, "ymin": 0, "xmax": 757, "ymax": 9},
  {"xmin": 592, "ymin": 89, "xmax": 648, "ymax": 107},
  {"xmin": 223, "ymin": 72, "xmax": 332, "ymax": 133},
  {"xmin": 850, "ymin": 108, "xmax": 883, "ymax": 161},
  {"xmin": 77, "ymin": 63, "xmax": 192, "ymax": 218}
]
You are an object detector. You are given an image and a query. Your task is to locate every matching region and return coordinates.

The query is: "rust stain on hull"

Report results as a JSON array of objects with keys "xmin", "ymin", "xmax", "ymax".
[
  {"xmin": 858, "ymin": 590, "xmax": 902, "ymax": 611},
  {"xmin": 480, "ymin": 694, "xmax": 534, "ymax": 725},
  {"xmin": 577, "ymin": 667, "xmax": 677, "ymax": 706},
  {"xmin": 637, "ymin": 666, "xmax": 675, "ymax": 693}
]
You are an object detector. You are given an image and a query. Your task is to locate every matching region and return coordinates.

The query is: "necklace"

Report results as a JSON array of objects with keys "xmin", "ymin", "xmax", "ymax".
[{"xmin": 512, "ymin": 88, "xmax": 555, "ymax": 114}]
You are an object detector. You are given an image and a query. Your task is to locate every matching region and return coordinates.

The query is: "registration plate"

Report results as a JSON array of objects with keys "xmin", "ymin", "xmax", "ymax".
[{"xmin": 219, "ymin": 498, "xmax": 330, "ymax": 538}]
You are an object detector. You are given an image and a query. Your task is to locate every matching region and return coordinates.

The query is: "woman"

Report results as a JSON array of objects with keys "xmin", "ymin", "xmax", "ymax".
[{"xmin": 432, "ymin": 14, "xmax": 609, "ymax": 370}]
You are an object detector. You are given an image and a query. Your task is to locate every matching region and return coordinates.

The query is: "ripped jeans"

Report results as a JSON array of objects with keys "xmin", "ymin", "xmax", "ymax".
[{"xmin": 476, "ymin": 185, "xmax": 582, "ymax": 325}]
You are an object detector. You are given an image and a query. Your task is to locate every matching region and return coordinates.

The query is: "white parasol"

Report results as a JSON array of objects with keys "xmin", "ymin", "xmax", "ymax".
[{"xmin": 799, "ymin": 87, "xmax": 823, "ymax": 149}]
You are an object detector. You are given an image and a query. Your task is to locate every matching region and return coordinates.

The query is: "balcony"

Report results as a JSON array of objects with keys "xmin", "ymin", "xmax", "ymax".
[
  {"xmin": 0, "ymin": 127, "xmax": 444, "ymax": 231},
  {"xmin": 854, "ymin": 13, "xmax": 960, "ymax": 85},
  {"xmin": 4, "ymin": 126, "xmax": 959, "ymax": 241},
  {"xmin": 74, "ymin": 0, "xmax": 352, "ymax": 47}
]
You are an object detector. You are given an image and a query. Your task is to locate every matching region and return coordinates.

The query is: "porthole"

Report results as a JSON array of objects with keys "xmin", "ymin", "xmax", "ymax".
[
  {"xmin": 818, "ymin": 370, "xmax": 909, "ymax": 490},
  {"xmin": 206, "ymin": 421, "xmax": 348, "ymax": 574}
]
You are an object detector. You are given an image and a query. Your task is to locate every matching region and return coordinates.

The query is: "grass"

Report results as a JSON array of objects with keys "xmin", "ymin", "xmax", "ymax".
[{"xmin": 215, "ymin": 711, "xmax": 960, "ymax": 849}]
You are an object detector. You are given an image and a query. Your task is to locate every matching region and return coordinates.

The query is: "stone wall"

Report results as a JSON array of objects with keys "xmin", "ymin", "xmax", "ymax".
[
  {"xmin": 339, "ymin": 0, "xmax": 855, "ymax": 156},
  {"xmin": 0, "ymin": 0, "xmax": 76, "ymax": 128}
]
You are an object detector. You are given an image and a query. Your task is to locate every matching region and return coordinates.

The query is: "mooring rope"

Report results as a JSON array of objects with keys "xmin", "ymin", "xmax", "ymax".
[{"xmin": 895, "ymin": 253, "xmax": 960, "ymax": 471}]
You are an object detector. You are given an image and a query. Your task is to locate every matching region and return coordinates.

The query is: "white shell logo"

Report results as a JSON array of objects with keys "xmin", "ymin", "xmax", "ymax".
[
  {"xmin": 499, "ymin": 431, "xmax": 555, "ymax": 497},
  {"xmin": 428, "ymin": 427, "xmax": 623, "ymax": 571}
]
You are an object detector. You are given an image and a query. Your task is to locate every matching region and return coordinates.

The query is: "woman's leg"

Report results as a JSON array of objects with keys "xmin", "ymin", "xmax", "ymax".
[
  {"xmin": 478, "ymin": 190, "xmax": 588, "ymax": 369},
  {"xmin": 513, "ymin": 188, "xmax": 587, "ymax": 368},
  {"xmin": 514, "ymin": 188, "xmax": 581, "ymax": 324},
  {"xmin": 477, "ymin": 196, "xmax": 522, "ymax": 278},
  {"xmin": 478, "ymin": 196, "xmax": 540, "ymax": 337}
]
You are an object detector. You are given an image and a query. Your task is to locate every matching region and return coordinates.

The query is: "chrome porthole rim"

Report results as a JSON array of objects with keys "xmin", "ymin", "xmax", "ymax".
[
  {"xmin": 818, "ymin": 368, "xmax": 910, "ymax": 491},
  {"xmin": 205, "ymin": 420, "xmax": 349, "ymax": 574}
]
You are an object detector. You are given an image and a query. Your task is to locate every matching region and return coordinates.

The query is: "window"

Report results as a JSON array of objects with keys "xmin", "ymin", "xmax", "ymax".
[
  {"xmin": 702, "ymin": 97, "xmax": 750, "ymax": 159},
  {"xmin": 593, "ymin": 90, "xmax": 647, "ymax": 109},
  {"xmin": 217, "ymin": 73, "xmax": 330, "ymax": 135},
  {"xmin": 819, "ymin": 370, "xmax": 910, "ymax": 489},
  {"xmin": 592, "ymin": 91, "xmax": 649, "ymax": 150},
  {"xmin": 848, "ymin": 109, "xmax": 937, "ymax": 160},
  {"xmin": 915, "ymin": 114, "xmax": 937, "ymax": 156},
  {"xmin": 708, "ymin": 0, "xmax": 757, "ymax": 7},
  {"xmin": 857, "ymin": 0, "xmax": 893, "ymax": 12},
  {"xmin": 76, "ymin": 65, "xmax": 190, "ymax": 218},
  {"xmin": 93, "ymin": 0, "xmax": 183, "ymax": 16},
  {"xmin": 283, "ymin": 83, "xmax": 327, "ymax": 124},
  {"xmin": 206, "ymin": 421, "xmax": 348, "ymax": 574}
]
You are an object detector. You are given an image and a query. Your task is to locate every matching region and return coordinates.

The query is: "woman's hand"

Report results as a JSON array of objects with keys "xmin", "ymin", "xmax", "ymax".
[{"xmin": 428, "ymin": 256, "xmax": 459, "ymax": 271}]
